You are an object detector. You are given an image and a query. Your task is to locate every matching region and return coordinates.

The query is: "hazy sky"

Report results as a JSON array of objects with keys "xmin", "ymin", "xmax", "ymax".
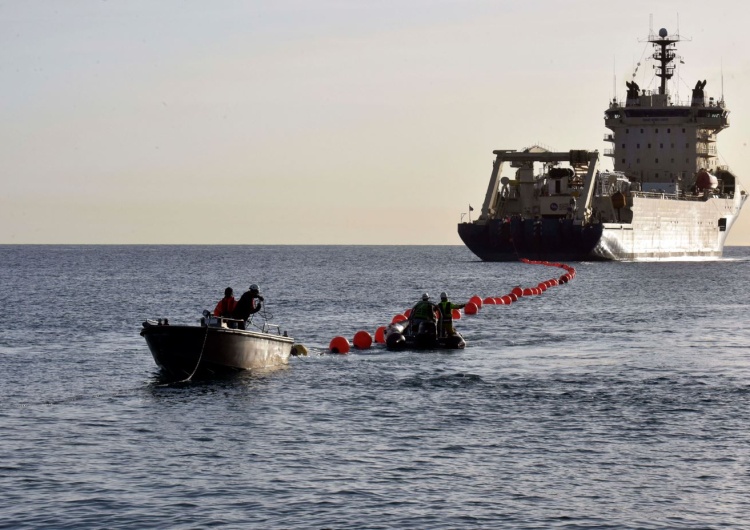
[{"xmin": 2, "ymin": 1, "xmax": 749, "ymax": 244}]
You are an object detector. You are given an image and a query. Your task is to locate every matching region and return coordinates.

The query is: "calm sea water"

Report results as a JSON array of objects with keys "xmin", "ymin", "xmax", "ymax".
[{"xmin": 1, "ymin": 245, "xmax": 750, "ymax": 529}]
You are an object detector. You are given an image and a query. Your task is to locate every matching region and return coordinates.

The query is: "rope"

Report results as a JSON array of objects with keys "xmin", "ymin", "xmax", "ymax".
[
  {"xmin": 247, "ymin": 299, "xmax": 274, "ymax": 333},
  {"xmin": 178, "ymin": 325, "xmax": 210, "ymax": 383}
]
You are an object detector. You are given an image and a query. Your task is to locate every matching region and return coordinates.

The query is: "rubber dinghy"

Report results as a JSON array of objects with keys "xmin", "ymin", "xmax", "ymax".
[{"xmin": 384, "ymin": 320, "xmax": 466, "ymax": 351}]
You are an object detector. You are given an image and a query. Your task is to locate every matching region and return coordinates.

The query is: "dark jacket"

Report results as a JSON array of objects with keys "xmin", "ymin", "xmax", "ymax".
[
  {"xmin": 232, "ymin": 291, "xmax": 262, "ymax": 320},
  {"xmin": 411, "ymin": 300, "xmax": 437, "ymax": 321}
]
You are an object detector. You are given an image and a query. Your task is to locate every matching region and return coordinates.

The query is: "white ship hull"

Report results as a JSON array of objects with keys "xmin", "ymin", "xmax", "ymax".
[{"xmin": 594, "ymin": 194, "xmax": 746, "ymax": 260}]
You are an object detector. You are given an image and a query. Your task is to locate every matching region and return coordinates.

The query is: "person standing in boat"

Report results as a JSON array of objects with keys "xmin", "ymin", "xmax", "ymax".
[
  {"xmin": 213, "ymin": 287, "xmax": 238, "ymax": 317},
  {"xmin": 437, "ymin": 292, "xmax": 465, "ymax": 337},
  {"xmin": 409, "ymin": 293, "xmax": 439, "ymax": 335},
  {"xmin": 231, "ymin": 284, "xmax": 264, "ymax": 330}
]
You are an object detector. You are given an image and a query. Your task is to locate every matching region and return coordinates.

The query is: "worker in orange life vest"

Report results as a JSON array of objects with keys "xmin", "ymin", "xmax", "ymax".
[{"xmin": 213, "ymin": 287, "xmax": 237, "ymax": 317}]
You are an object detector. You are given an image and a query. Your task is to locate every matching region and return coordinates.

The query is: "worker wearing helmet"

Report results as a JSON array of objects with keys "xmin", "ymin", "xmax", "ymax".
[
  {"xmin": 437, "ymin": 292, "xmax": 465, "ymax": 337},
  {"xmin": 231, "ymin": 284, "xmax": 264, "ymax": 329},
  {"xmin": 409, "ymin": 292, "xmax": 439, "ymax": 335}
]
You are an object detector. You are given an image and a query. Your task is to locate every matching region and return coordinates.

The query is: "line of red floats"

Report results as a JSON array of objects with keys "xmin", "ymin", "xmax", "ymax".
[{"xmin": 328, "ymin": 260, "xmax": 576, "ymax": 354}]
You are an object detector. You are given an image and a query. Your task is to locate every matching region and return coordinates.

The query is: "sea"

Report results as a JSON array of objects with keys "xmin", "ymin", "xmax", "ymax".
[{"xmin": 1, "ymin": 245, "xmax": 749, "ymax": 529}]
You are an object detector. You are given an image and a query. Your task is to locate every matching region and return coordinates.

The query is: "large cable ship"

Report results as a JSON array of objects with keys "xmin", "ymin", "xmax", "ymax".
[{"xmin": 458, "ymin": 27, "xmax": 746, "ymax": 261}]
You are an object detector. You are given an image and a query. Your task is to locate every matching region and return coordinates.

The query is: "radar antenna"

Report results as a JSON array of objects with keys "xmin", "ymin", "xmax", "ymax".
[{"xmin": 649, "ymin": 27, "xmax": 679, "ymax": 95}]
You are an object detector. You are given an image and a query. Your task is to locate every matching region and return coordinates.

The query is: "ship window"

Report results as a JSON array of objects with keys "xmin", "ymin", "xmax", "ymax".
[
  {"xmin": 655, "ymin": 173, "xmax": 659, "ymax": 178},
  {"xmin": 637, "ymin": 143, "xmax": 640, "ymax": 148},
  {"xmin": 640, "ymin": 128, "xmax": 644, "ymax": 133},
  {"xmin": 655, "ymin": 159, "xmax": 659, "ymax": 163},
  {"xmin": 648, "ymin": 144, "xmax": 651, "ymax": 148},
  {"xmin": 686, "ymin": 143, "xmax": 689, "ymax": 148},
  {"xmin": 660, "ymin": 143, "xmax": 663, "ymax": 148},
  {"xmin": 656, "ymin": 129, "xmax": 659, "ymax": 133},
  {"xmin": 621, "ymin": 144, "xmax": 625, "ymax": 148},
  {"xmin": 671, "ymin": 158, "xmax": 675, "ymax": 163},
  {"xmin": 683, "ymin": 128, "xmax": 686, "ymax": 132},
  {"xmin": 671, "ymin": 143, "xmax": 674, "ymax": 148},
  {"xmin": 637, "ymin": 158, "xmax": 640, "ymax": 163},
  {"xmin": 621, "ymin": 159, "xmax": 625, "ymax": 164},
  {"xmin": 667, "ymin": 128, "xmax": 671, "ymax": 133},
  {"xmin": 626, "ymin": 128, "xmax": 629, "ymax": 133}
]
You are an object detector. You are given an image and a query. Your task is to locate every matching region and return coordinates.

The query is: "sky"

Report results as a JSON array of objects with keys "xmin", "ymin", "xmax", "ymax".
[{"xmin": 2, "ymin": 0, "xmax": 750, "ymax": 244}]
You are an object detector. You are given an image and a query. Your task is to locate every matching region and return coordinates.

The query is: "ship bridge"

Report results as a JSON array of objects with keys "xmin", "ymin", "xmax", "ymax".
[{"xmin": 603, "ymin": 28, "xmax": 729, "ymax": 186}]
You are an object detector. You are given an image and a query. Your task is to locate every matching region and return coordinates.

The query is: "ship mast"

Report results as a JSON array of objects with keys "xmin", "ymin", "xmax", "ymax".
[{"xmin": 650, "ymin": 28, "xmax": 678, "ymax": 95}]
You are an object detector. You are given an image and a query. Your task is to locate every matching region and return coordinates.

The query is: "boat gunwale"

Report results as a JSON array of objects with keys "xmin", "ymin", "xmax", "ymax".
[{"xmin": 142, "ymin": 323, "xmax": 295, "ymax": 344}]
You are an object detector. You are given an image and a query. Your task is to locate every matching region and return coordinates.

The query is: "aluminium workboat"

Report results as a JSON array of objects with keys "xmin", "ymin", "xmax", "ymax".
[
  {"xmin": 141, "ymin": 314, "xmax": 295, "ymax": 379},
  {"xmin": 458, "ymin": 27, "xmax": 746, "ymax": 261}
]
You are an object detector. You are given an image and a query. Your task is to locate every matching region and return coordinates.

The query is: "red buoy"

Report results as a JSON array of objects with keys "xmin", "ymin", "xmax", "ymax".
[
  {"xmin": 522, "ymin": 287, "xmax": 533, "ymax": 296},
  {"xmin": 469, "ymin": 295, "xmax": 483, "ymax": 309},
  {"xmin": 493, "ymin": 297, "xmax": 504, "ymax": 305},
  {"xmin": 509, "ymin": 293, "xmax": 518, "ymax": 302},
  {"xmin": 464, "ymin": 302, "xmax": 478, "ymax": 315},
  {"xmin": 329, "ymin": 336, "xmax": 350, "ymax": 354},
  {"xmin": 353, "ymin": 330, "xmax": 372, "ymax": 349},
  {"xmin": 374, "ymin": 326, "xmax": 386, "ymax": 344},
  {"xmin": 391, "ymin": 313, "xmax": 407, "ymax": 324},
  {"xmin": 538, "ymin": 283, "xmax": 547, "ymax": 292},
  {"xmin": 501, "ymin": 295, "xmax": 512, "ymax": 305},
  {"xmin": 483, "ymin": 297, "xmax": 496, "ymax": 305},
  {"xmin": 452, "ymin": 308, "xmax": 462, "ymax": 320},
  {"xmin": 511, "ymin": 287, "xmax": 523, "ymax": 297}
]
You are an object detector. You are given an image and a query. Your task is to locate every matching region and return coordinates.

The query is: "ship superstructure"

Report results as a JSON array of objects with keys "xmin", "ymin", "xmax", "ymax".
[{"xmin": 458, "ymin": 27, "xmax": 746, "ymax": 261}]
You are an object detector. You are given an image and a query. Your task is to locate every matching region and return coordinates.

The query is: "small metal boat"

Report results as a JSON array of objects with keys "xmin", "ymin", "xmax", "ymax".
[
  {"xmin": 141, "ymin": 313, "xmax": 295, "ymax": 380},
  {"xmin": 384, "ymin": 320, "xmax": 466, "ymax": 351}
]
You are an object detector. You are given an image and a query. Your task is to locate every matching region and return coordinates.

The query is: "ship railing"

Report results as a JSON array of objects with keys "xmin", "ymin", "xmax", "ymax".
[
  {"xmin": 263, "ymin": 323, "xmax": 284, "ymax": 335},
  {"xmin": 608, "ymin": 96, "xmax": 725, "ymax": 109},
  {"xmin": 203, "ymin": 314, "xmax": 245, "ymax": 328},
  {"xmin": 630, "ymin": 191, "xmax": 715, "ymax": 201},
  {"xmin": 696, "ymin": 145, "xmax": 717, "ymax": 155}
]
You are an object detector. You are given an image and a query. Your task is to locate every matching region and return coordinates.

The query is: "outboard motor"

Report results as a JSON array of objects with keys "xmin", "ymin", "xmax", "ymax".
[
  {"xmin": 415, "ymin": 321, "xmax": 439, "ymax": 348},
  {"xmin": 385, "ymin": 321, "xmax": 408, "ymax": 350},
  {"xmin": 386, "ymin": 331, "xmax": 406, "ymax": 350}
]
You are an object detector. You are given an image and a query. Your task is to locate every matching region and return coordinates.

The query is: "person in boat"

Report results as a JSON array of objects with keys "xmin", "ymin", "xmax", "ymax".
[
  {"xmin": 213, "ymin": 287, "xmax": 237, "ymax": 317},
  {"xmin": 231, "ymin": 284, "xmax": 264, "ymax": 330},
  {"xmin": 409, "ymin": 293, "xmax": 439, "ymax": 335},
  {"xmin": 437, "ymin": 292, "xmax": 465, "ymax": 337}
]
